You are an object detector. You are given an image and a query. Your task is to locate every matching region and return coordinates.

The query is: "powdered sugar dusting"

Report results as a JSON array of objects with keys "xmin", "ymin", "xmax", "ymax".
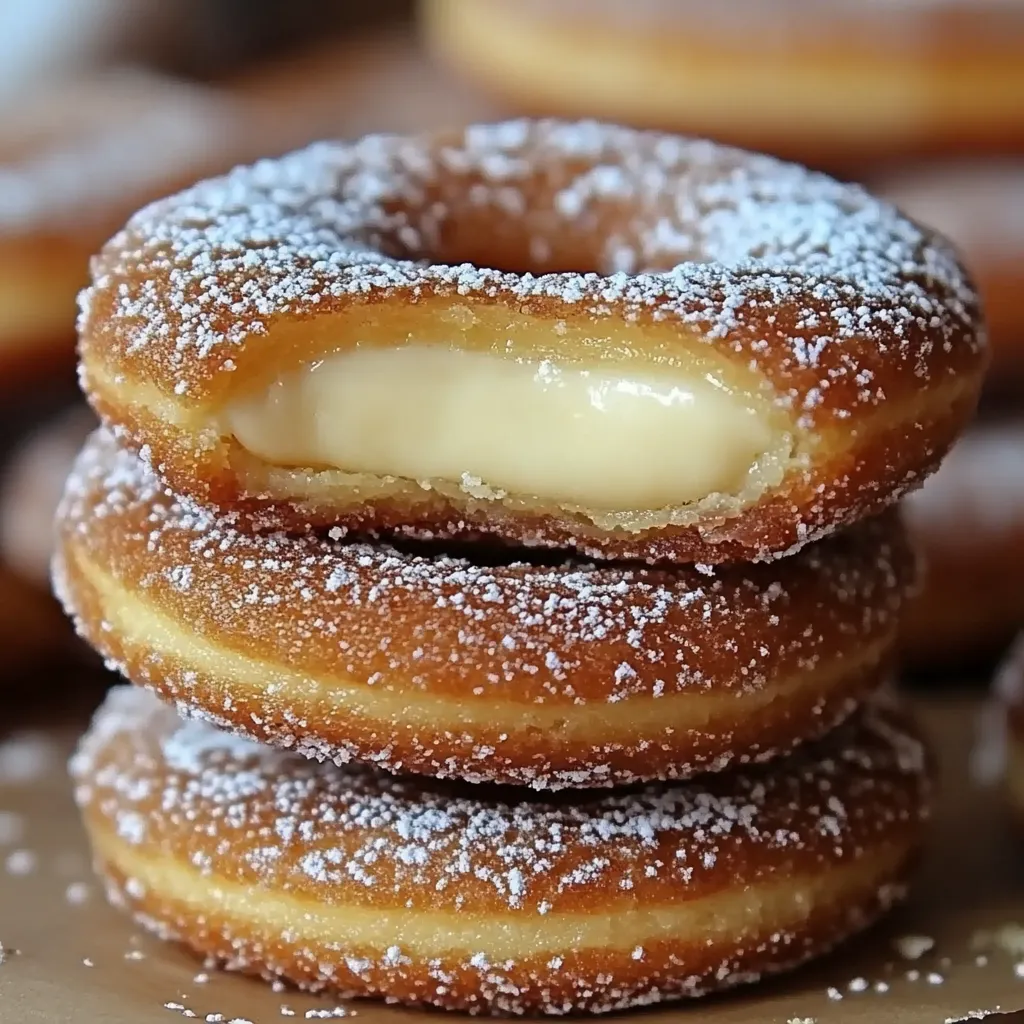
[
  {"xmin": 81, "ymin": 119, "xmax": 980, "ymax": 411},
  {"xmin": 55, "ymin": 429, "xmax": 914, "ymax": 788},
  {"xmin": 71, "ymin": 685, "xmax": 927, "ymax": 1013}
]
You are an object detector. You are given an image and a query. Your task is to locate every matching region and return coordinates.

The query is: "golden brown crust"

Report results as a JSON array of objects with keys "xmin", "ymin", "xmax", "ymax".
[
  {"xmin": 423, "ymin": 0, "xmax": 1024, "ymax": 168},
  {"xmin": 54, "ymin": 429, "xmax": 914, "ymax": 788},
  {"xmin": 901, "ymin": 426, "xmax": 1024, "ymax": 667},
  {"xmin": 78, "ymin": 120, "xmax": 986, "ymax": 562},
  {"xmin": 72, "ymin": 686, "xmax": 930, "ymax": 1013}
]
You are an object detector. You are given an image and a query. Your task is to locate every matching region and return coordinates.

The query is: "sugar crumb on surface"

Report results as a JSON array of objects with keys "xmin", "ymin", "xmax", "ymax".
[
  {"xmin": 64, "ymin": 881, "xmax": 90, "ymax": 904},
  {"xmin": 5, "ymin": 848, "xmax": 36, "ymax": 876},
  {"xmin": 972, "ymin": 923, "xmax": 1024, "ymax": 957},
  {"xmin": 0, "ymin": 810, "xmax": 24, "ymax": 846},
  {"xmin": 0, "ymin": 732, "xmax": 55, "ymax": 784},
  {"xmin": 893, "ymin": 933, "xmax": 935, "ymax": 960}
]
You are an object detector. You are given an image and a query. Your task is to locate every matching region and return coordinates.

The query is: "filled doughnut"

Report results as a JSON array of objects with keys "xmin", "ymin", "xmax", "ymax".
[
  {"xmin": 0, "ymin": 69, "xmax": 265, "ymax": 380},
  {"xmin": 879, "ymin": 162, "xmax": 1024, "ymax": 389},
  {"xmin": 0, "ymin": 405, "xmax": 95, "ymax": 588},
  {"xmin": 72, "ymin": 685, "xmax": 930, "ymax": 1014},
  {"xmin": 422, "ymin": 0, "xmax": 1024, "ymax": 167},
  {"xmin": 54, "ymin": 429, "xmax": 915, "ymax": 790},
  {"xmin": 78, "ymin": 120, "xmax": 986, "ymax": 564},
  {"xmin": 902, "ymin": 424, "xmax": 1024, "ymax": 668}
]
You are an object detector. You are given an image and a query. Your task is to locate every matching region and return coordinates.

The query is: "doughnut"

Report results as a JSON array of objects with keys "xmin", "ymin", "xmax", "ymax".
[
  {"xmin": 0, "ymin": 69, "xmax": 264, "ymax": 380},
  {"xmin": 0, "ymin": 405, "xmax": 95, "ymax": 589},
  {"xmin": 0, "ymin": 564, "xmax": 75, "ymax": 673},
  {"xmin": 54, "ymin": 428, "xmax": 915, "ymax": 790},
  {"xmin": 0, "ymin": 0, "xmax": 168, "ymax": 102},
  {"xmin": 421, "ymin": 0, "xmax": 1024, "ymax": 167},
  {"xmin": 902, "ymin": 424, "xmax": 1024, "ymax": 668},
  {"xmin": 231, "ymin": 31, "xmax": 498, "ymax": 141},
  {"xmin": 993, "ymin": 636, "xmax": 1024, "ymax": 817},
  {"xmin": 71, "ymin": 685, "xmax": 930, "ymax": 1014},
  {"xmin": 78, "ymin": 119, "xmax": 986, "ymax": 564},
  {"xmin": 879, "ymin": 162, "xmax": 1024, "ymax": 390}
]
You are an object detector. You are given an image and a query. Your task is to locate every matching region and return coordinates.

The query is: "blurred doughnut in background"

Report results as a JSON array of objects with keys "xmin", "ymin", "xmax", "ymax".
[
  {"xmin": 878, "ymin": 162, "xmax": 1024, "ymax": 393},
  {"xmin": 0, "ymin": 0, "xmax": 167, "ymax": 102},
  {"xmin": 420, "ymin": 0, "xmax": 1024, "ymax": 169},
  {"xmin": 0, "ymin": 406, "xmax": 94, "ymax": 675},
  {"xmin": 0, "ymin": 0, "xmax": 417, "ymax": 93},
  {"xmin": 902, "ymin": 425, "xmax": 1024, "ymax": 671},
  {"xmin": 0, "ymin": 70, "xmax": 267, "ymax": 384},
  {"xmin": 0, "ymin": 405, "xmax": 94, "ymax": 591},
  {"xmin": 229, "ymin": 29, "xmax": 498, "ymax": 142}
]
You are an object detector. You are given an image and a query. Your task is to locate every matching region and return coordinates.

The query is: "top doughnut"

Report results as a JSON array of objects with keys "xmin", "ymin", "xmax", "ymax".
[{"xmin": 79, "ymin": 120, "xmax": 986, "ymax": 563}]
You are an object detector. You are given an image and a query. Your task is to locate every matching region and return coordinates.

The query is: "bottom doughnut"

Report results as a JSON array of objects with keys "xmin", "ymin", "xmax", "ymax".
[{"xmin": 72, "ymin": 687, "xmax": 930, "ymax": 1015}]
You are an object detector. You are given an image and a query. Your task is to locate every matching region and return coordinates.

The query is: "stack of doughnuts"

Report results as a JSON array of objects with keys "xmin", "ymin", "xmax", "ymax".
[{"xmin": 57, "ymin": 121, "xmax": 985, "ymax": 1012}]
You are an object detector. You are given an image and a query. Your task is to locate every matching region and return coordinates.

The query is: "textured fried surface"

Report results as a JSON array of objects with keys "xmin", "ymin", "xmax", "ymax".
[
  {"xmin": 55, "ymin": 429, "xmax": 914, "ymax": 788},
  {"xmin": 79, "ymin": 119, "xmax": 986, "ymax": 562},
  {"xmin": 72, "ymin": 686, "xmax": 930, "ymax": 1014},
  {"xmin": 880, "ymin": 162, "xmax": 1024, "ymax": 386}
]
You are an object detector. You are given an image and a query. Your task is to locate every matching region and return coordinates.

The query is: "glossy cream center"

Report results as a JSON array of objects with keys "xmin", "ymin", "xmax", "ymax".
[{"xmin": 225, "ymin": 347, "xmax": 776, "ymax": 510}]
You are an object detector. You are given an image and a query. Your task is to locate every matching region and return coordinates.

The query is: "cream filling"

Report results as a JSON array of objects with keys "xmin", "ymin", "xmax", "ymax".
[{"xmin": 224, "ymin": 347, "xmax": 778, "ymax": 511}]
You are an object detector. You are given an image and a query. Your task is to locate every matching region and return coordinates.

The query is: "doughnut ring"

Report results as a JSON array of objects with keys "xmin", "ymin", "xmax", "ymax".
[
  {"xmin": 422, "ymin": 1, "xmax": 1024, "ymax": 167},
  {"xmin": 53, "ymin": 429, "xmax": 915, "ymax": 790},
  {"xmin": 78, "ymin": 120, "xmax": 986, "ymax": 564},
  {"xmin": 72, "ymin": 685, "xmax": 930, "ymax": 1015},
  {"xmin": 902, "ymin": 425, "xmax": 1024, "ymax": 668},
  {"xmin": 879, "ymin": 162, "xmax": 1024, "ymax": 391},
  {"xmin": 0, "ymin": 70, "xmax": 262, "ymax": 380}
]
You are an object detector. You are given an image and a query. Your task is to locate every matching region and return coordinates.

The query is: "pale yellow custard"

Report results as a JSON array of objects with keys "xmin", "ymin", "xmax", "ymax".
[{"xmin": 225, "ymin": 347, "xmax": 777, "ymax": 510}]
